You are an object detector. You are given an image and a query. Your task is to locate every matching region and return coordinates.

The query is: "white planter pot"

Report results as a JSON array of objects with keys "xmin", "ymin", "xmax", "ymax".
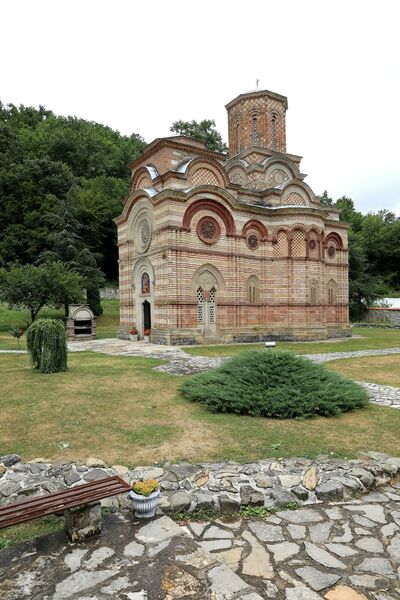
[
  {"xmin": 144, "ymin": 335, "xmax": 150, "ymax": 343},
  {"xmin": 129, "ymin": 334, "xmax": 138, "ymax": 341},
  {"xmin": 129, "ymin": 488, "xmax": 160, "ymax": 518}
]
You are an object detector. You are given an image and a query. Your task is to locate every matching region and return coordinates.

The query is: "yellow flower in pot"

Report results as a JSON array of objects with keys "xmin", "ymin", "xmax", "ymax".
[{"xmin": 129, "ymin": 479, "xmax": 160, "ymax": 518}]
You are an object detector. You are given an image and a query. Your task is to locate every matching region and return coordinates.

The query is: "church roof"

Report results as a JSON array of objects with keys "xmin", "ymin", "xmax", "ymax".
[{"xmin": 225, "ymin": 89, "xmax": 288, "ymax": 111}]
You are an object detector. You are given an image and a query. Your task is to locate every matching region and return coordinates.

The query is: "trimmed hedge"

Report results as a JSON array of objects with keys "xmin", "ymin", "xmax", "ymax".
[{"xmin": 179, "ymin": 350, "xmax": 369, "ymax": 419}]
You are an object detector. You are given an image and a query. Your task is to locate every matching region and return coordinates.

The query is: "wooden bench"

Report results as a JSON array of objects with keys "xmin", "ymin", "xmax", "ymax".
[{"xmin": 0, "ymin": 476, "xmax": 131, "ymax": 541}]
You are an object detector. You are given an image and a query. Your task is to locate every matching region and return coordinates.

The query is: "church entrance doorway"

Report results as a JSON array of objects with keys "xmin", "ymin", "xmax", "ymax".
[{"xmin": 142, "ymin": 300, "xmax": 151, "ymax": 332}]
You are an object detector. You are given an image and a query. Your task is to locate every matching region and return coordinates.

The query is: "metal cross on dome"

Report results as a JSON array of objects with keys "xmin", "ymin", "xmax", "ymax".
[{"xmin": 256, "ymin": 78, "xmax": 259, "ymax": 90}]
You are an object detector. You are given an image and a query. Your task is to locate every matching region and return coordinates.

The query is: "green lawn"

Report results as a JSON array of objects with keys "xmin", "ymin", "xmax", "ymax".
[
  {"xmin": 1, "ymin": 302, "xmax": 399, "ymax": 465},
  {"xmin": 0, "ymin": 300, "xmax": 119, "ymax": 350},
  {"xmin": 328, "ymin": 354, "xmax": 400, "ymax": 387},
  {"xmin": 0, "ymin": 517, "xmax": 63, "ymax": 550},
  {"xmin": 1, "ymin": 351, "xmax": 399, "ymax": 466},
  {"xmin": 184, "ymin": 327, "xmax": 400, "ymax": 357}
]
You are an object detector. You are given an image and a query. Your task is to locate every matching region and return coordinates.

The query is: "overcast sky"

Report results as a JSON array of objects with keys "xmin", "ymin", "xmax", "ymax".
[{"xmin": 2, "ymin": 0, "xmax": 399, "ymax": 215}]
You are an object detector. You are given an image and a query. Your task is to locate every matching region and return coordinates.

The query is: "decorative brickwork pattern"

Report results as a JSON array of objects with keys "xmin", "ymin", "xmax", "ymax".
[
  {"xmin": 246, "ymin": 152, "xmax": 264, "ymax": 164},
  {"xmin": 226, "ymin": 91, "xmax": 287, "ymax": 155},
  {"xmin": 286, "ymin": 192, "xmax": 306, "ymax": 206},
  {"xmin": 291, "ymin": 229, "xmax": 307, "ymax": 257},
  {"xmin": 189, "ymin": 168, "xmax": 220, "ymax": 186},
  {"xmin": 273, "ymin": 231, "xmax": 289, "ymax": 257}
]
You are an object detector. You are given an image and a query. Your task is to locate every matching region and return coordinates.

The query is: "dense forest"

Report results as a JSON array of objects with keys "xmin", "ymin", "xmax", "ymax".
[
  {"xmin": 0, "ymin": 103, "xmax": 146, "ymax": 282},
  {"xmin": 0, "ymin": 103, "xmax": 399, "ymax": 319}
]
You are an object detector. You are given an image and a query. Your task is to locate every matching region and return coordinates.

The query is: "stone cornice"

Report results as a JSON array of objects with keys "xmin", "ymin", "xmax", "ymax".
[{"xmin": 128, "ymin": 137, "xmax": 227, "ymax": 171}]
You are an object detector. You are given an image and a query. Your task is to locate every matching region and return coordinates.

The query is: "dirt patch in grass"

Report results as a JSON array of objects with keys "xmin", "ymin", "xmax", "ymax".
[
  {"xmin": 327, "ymin": 354, "xmax": 400, "ymax": 387},
  {"xmin": 0, "ymin": 353, "xmax": 222, "ymax": 465}
]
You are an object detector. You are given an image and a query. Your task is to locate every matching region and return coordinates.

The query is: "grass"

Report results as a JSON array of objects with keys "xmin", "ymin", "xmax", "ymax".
[
  {"xmin": 0, "ymin": 299, "xmax": 119, "ymax": 350},
  {"xmin": 328, "ymin": 354, "xmax": 400, "ymax": 387},
  {"xmin": 184, "ymin": 327, "xmax": 400, "ymax": 357},
  {"xmin": 170, "ymin": 502, "xmax": 299, "ymax": 523},
  {"xmin": 1, "ymin": 351, "xmax": 399, "ymax": 465},
  {"xmin": 0, "ymin": 516, "xmax": 63, "ymax": 549}
]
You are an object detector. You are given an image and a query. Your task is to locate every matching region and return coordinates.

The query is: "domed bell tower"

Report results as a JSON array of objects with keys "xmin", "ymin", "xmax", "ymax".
[{"xmin": 225, "ymin": 89, "xmax": 288, "ymax": 157}]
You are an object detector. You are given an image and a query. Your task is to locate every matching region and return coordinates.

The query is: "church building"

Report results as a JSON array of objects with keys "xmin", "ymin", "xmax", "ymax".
[{"xmin": 116, "ymin": 89, "xmax": 350, "ymax": 344}]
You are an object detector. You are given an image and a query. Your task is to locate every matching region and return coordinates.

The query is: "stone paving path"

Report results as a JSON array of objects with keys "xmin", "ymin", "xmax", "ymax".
[
  {"xmin": 187, "ymin": 483, "xmax": 400, "ymax": 598},
  {"xmin": 1, "ymin": 483, "xmax": 400, "ymax": 599}
]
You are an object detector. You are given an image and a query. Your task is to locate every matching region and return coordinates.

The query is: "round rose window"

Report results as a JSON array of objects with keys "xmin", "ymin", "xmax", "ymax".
[
  {"xmin": 141, "ymin": 221, "xmax": 151, "ymax": 246},
  {"xmin": 137, "ymin": 217, "xmax": 152, "ymax": 253},
  {"xmin": 308, "ymin": 239, "xmax": 316, "ymax": 251},
  {"xmin": 246, "ymin": 233, "xmax": 260, "ymax": 250},
  {"xmin": 197, "ymin": 216, "xmax": 221, "ymax": 244},
  {"xmin": 327, "ymin": 245, "xmax": 336, "ymax": 258}
]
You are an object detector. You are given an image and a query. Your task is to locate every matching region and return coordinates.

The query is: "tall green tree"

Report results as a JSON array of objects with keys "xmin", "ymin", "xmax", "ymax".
[
  {"xmin": 40, "ymin": 195, "xmax": 104, "ymax": 315},
  {"xmin": 72, "ymin": 176, "xmax": 127, "ymax": 280},
  {"xmin": 0, "ymin": 102, "xmax": 146, "ymax": 280},
  {"xmin": 333, "ymin": 195, "xmax": 393, "ymax": 318},
  {"xmin": 317, "ymin": 190, "xmax": 333, "ymax": 206},
  {"xmin": 170, "ymin": 119, "xmax": 227, "ymax": 153},
  {"xmin": 347, "ymin": 231, "xmax": 387, "ymax": 319}
]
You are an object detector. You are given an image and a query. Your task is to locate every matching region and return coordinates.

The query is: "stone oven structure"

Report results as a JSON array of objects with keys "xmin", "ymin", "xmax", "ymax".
[
  {"xmin": 116, "ymin": 89, "xmax": 349, "ymax": 344},
  {"xmin": 66, "ymin": 304, "xmax": 96, "ymax": 340}
]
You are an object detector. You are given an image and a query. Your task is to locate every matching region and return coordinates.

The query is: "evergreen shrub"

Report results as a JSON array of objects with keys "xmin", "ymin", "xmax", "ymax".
[
  {"xmin": 179, "ymin": 350, "xmax": 368, "ymax": 419},
  {"xmin": 26, "ymin": 318, "xmax": 67, "ymax": 373}
]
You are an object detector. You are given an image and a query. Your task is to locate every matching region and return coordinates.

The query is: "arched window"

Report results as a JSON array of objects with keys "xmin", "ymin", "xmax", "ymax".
[
  {"xmin": 271, "ymin": 114, "xmax": 277, "ymax": 149},
  {"xmin": 252, "ymin": 115, "xmax": 259, "ymax": 145},
  {"xmin": 327, "ymin": 280, "xmax": 337, "ymax": 305},
  {"xmin": 197, "ymin": 287, "xmax": 204, "ymax": 324},
  {"xmin": 141, "ymin": 272, "xmax": 150, "ymax": 294},
  {"xmin": 247, "ymin": 276, "xmax": 259, "ymax": 304},
  {"xmin": 209, "ymin": 287, "xmax": 216, "ymax": 324},
  {"xmin": 249, "ymin": 284, "xmax": 256, "ymax": 303},
  {"xmin": 236, "ymin": 120, "xmax": 240, "ymax": 153},
  {"xmin": 310, "ymin": 283, "xmax": 317, "ymax": 305},
  {"xmin": 196, "ymin": 286, "xmax": 217, "ymax": 326}
]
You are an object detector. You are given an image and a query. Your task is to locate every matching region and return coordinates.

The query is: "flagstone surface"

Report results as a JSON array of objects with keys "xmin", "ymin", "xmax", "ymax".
[{"xmin": 1, "ymin": 485, "xmax": 400, "ymax": 599}]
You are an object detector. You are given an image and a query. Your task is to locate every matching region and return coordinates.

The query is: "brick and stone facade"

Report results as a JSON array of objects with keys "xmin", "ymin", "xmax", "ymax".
[{"xmin": 116, "ymin": 89, "xmax": 350, "ymax": 344}]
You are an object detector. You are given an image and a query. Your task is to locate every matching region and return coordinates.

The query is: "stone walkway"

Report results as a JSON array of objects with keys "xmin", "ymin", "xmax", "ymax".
[{"xmin": 1, "ymin": 484, "xmax": 400, "ymax": 599}]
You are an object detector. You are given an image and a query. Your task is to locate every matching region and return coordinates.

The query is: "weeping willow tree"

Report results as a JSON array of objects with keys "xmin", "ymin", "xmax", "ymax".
[{"xmin": 26, "ymin": 319, "xmax": 68, "ymax": 373}]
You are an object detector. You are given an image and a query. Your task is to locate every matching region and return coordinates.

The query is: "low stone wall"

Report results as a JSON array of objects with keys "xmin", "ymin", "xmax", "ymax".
[
  {"xmin": 352, "ymin": 322, "xmax": 400, "ymax": 329},
  {"xmin": 100, "ymin": 287, "xmax": 119, "ymax": 300},
  {"xmin": 1, "ymin": 452, "xmax": 399, "ymax": 514},
  {"xmin": 365, "ymin": 307, "xmax": 400, "ymax": 325}
]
